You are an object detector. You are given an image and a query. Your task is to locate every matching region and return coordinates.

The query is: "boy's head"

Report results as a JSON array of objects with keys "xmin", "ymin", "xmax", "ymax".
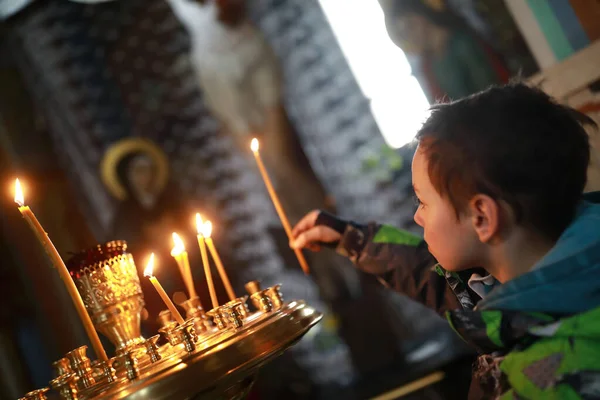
[{"xmin": 412, "ymin": 83, "xmax": 595, "ymax": 273}]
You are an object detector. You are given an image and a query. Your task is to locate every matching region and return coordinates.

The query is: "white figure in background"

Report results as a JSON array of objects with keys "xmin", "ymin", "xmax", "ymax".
[
  {"xmin": 167, "ymin": 0, "xmax": 329, "ymax": 222},
  {"xmin": 166, "ymin": 0, "xmax": 281, "ymax": 141}
]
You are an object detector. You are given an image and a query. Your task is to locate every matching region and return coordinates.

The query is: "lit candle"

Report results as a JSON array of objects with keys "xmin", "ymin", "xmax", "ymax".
[
  {"xmin": 196, "ymin": 214, "xmax": 219, "ymax": 309},
  {"xmin": 144, "ymin": 253, "xmax": 185, "ymax": 325},
  {"xmin": 202, "ymin": 220, "xmax": 236, "ymax": 301},
  {"xmin": 14, "ymin": 179, "xmax": 108, "ymax": 361},
  {"xmin": 170, "ymin": 232, "xmax": 197, "ymax": 299},
  {"xmin": 250, "ymin": 138, "xmax": 310, "ymax": 275}
]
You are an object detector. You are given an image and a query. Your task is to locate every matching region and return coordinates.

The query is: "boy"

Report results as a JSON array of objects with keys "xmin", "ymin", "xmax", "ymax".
[{"xmin": 291, "ymin": 84, "xmax": 600, "ymax": 399}]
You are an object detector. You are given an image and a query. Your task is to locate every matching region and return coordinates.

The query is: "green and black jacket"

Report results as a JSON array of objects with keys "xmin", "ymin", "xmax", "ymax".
[{"xmin": 316, "ymin": 193, "xmax": 600, "ymax": 399}]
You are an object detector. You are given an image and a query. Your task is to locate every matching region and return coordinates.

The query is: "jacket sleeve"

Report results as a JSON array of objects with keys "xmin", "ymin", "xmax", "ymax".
[{"xmin": 315, "ymin": 211, "xmax": 462, "ymax": 315}]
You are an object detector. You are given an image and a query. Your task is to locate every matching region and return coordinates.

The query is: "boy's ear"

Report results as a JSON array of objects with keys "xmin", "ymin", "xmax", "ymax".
[{"xmin": 468, "ymin": 194, "xmax": 501, "ymax": 243}]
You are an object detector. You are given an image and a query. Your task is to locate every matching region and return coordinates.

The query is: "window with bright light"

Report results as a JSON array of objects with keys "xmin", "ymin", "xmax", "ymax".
[{"xmin": 319, "ymin": 0, "xmax": 430, "ymax": 148}]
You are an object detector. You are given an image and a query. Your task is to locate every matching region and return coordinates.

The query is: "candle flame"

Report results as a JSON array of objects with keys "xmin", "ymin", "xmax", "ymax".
[
  {"xmin": 195, "ymin": 213, "xmax": 203, "ymax": 235},
  {"xmin": 201, "ymin": 221, "xmax": 213, "ymax": 238},
  {"xmin": 250, "ymin": 138, "xmax": 259, "ymax": 152},
  {"xmin": 171, "ymin": 232, "xmax": 185, "ymax": 256},
  {"xmin": 144, "ymin": 253, "xmax": 155, "ymax": 277},
  {"xmin": 14, "ymin": 179, "xmax": 24, "ymax": 206}
]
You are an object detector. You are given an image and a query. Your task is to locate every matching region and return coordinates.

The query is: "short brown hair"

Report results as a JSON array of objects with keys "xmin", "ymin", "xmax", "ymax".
[{"xmin": 416, "ymin": 83, "xmax": 595, "ymax": 240}]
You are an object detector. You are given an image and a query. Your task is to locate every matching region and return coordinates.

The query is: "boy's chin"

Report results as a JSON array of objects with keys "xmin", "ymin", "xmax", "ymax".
[{"xmin": 430, "ymin": 249, "xmax": 478, "ymax": 273}]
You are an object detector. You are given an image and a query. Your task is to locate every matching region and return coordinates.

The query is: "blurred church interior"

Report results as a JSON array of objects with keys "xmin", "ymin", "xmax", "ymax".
[{"xmin": 0, "ymin": 0, "xmax": 599, "ymax": 399}]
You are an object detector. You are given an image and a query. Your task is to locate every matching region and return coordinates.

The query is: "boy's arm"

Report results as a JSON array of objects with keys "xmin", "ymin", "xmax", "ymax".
[{"xmin": 316, "ymin": 212, "xmax": 462, "ymax": 315}]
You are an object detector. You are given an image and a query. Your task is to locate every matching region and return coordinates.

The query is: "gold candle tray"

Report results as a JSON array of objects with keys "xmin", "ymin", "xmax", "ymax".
[{"xmin": 19, "ymin": 239, "xmax": 322, "ymax": 400}]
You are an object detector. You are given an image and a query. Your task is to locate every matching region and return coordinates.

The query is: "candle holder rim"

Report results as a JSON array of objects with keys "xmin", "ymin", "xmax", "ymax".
[
  {"xmin": 66, "ymin": 240, "xmax": 129, "ymax": 274},
  {"xmin": 65, "ymin": 344, "xmax": 88, "ymax": 358}
]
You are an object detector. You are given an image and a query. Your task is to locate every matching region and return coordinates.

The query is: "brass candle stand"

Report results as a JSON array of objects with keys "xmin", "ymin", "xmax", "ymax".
[{"xmin": 19, "ymin": 241, "xmax": 321, "ymax": 400}]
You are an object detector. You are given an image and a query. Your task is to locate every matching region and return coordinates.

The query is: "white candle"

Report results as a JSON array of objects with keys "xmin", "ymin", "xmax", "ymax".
[
  {"xmin": 202, "ymin": 221, "xmax": 236, "ymax": 301},
  {"xmin": 171, "ymin": 232, "xmax": 197, "ymax": 299},
  {"xmin": 250, "ymin": 139, "xmax": 310, "ymax": 275},
  {"xmin": 14, "ymin": 179, "xmax": 108, "ymax": 361},
  {"xmin": 196, "ymin": 214, "xmax": 219, "ymax": 309},
  {"xmin": 144, "ymin": 253, "xmax": 185, "ymax": 325}
]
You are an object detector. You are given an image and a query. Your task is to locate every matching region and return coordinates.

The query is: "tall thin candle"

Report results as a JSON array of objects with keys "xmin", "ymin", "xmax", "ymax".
[
  {"xmin": 14, "ymin": 179, "xmax": 108, "ymax": 361},
  {"xmin": 250, "ymin": 139, "xmax": 310, "ymax": 274},
  {"xmin": 196, "ymin": 214, "xmax": 219, "ymax": 309},
  {"xmin": 171, "ymin": 232, "xmax": 197, "ymax": 299},
  {"xmin": 144, "ymin": 253, "xmax": 185, "ymax": 325},
  {"xmin": 202, "ymin": 221, "xmax": 236, "ymax": 301}
]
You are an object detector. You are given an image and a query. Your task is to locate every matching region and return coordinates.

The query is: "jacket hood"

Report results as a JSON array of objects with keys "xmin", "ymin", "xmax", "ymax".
[{"xmin": 477, "ymin": 201, "xmax": 600, "ymax": 315}]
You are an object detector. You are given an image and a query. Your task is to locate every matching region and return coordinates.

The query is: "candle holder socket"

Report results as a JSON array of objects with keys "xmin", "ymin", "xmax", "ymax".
[
  {"xmin": 92, "ymin": 359, "xmax": 116, "ymax": 383},
  {"xmin": 250, "ymin": 290, "xmax": 273, "ymax": 313},
  {"xmin": 157, "ymin": 310, "xmax": 178, "ymax": 330},
  {"xmin": 21, "ymin": 387, "xmax": 49, "ymax": 400},
  {"xmin": 113, "ymin": 352, "xmax": 139, "ymax": 381},
  {"xmin": 144, "ymin": 335, "xmax": 162, "ymax": 363},
  {"xmin": 65, "ymin": 346, "xmax": 95, "ymax": 389},
  {"xmin": 50, "ymin": 373, "xmax": 79, "ymax": 400},
  {"xmin": 52, "ymin": 357, "xmax": 73, "ymax": 377},
  {"xmin": 207, "ymin": 306, "xmax": 230, "ymax": 330},
  {"xmin": 179, "ymin": 296, "xmax": 210, "ymax": 333},
  {"xmin": 238, "ymin": 296, "xmax": 251, "ymax": 316},
  {"xmin": 244, "ymin": 280, "xmax": 261, "ymax": 295},
  {"xmin": 265, "ymin": 284, "xmax": 284, "ymax": 310},
  {"xmin": 189, "ymin": 316, "xmax": 211, "ymax": 338},
  {"xmin": 159, "ymin": 324, "xmax": 182, "ymax": 346},
  {"xmin": 172, "ymin": 320, "xmax": 198, "ymax": 352},
  {"xmin": 222, "ymin": 298, "xmax": 248, "ymax": 329}
]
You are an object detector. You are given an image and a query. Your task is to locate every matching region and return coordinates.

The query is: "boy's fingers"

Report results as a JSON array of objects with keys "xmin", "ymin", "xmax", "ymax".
[
  {"xmin": 291, "ymin": 210, "xmax": 320, "ymax": 237},
  {"xmin": 290, "ymin": 226, "xmax": 340, "ymax": 249}
]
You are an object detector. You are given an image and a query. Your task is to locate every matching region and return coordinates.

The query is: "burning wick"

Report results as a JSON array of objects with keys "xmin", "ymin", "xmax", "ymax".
[
  {"xmin": 250, "ymin": 138, "xmax": 259, "ymax": 152},
  {"xmin": 14, "ymin": 178, "xmax": 24, "ymax": 206}
]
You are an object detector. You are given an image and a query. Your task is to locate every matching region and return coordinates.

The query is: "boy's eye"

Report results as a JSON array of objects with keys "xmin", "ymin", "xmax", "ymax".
[{"xmin": 413, "ymin": 194, "xmax": 422, "ymax": 206}]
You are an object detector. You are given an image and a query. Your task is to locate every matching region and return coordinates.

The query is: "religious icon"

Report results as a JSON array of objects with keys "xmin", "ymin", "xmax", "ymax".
[
  {"xmin": 382, "ymin": 0, "xmax": 510, "ymax": 101},
  {"xmin": 101, "ymin": 138, "xmax": 176, "ymax": 244},
  {"xmin": 100, "ymin": 138, "xmax": 190, "ymax": 332},
  {"xmin": 101, "ymin": 138, "xmax": 168, "ymax": 205}
]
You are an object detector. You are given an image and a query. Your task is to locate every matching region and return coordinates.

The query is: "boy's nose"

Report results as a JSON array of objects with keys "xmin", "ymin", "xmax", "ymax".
[{"xmin": 413, "ymin": 209, "xmax": 424, "ymax": 227}]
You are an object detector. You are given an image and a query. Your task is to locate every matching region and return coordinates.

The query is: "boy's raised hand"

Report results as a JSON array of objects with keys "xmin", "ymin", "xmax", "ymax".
[{"xmin": 290, "ymin": 210, "xmax": 341, "ymax": 252}]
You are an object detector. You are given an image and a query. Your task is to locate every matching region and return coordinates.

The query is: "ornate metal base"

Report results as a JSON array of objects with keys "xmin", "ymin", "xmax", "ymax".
[
  {"xmin": 105, "ymin": 300, "xmax": 320, "ymax": 400},
  {"xmin": 21, "ymin": 295, "xmax": 321, "ymax": 400},
  {"xmin": 19, "ymin": 241, "xmax": 322, "ymax": 400}
]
